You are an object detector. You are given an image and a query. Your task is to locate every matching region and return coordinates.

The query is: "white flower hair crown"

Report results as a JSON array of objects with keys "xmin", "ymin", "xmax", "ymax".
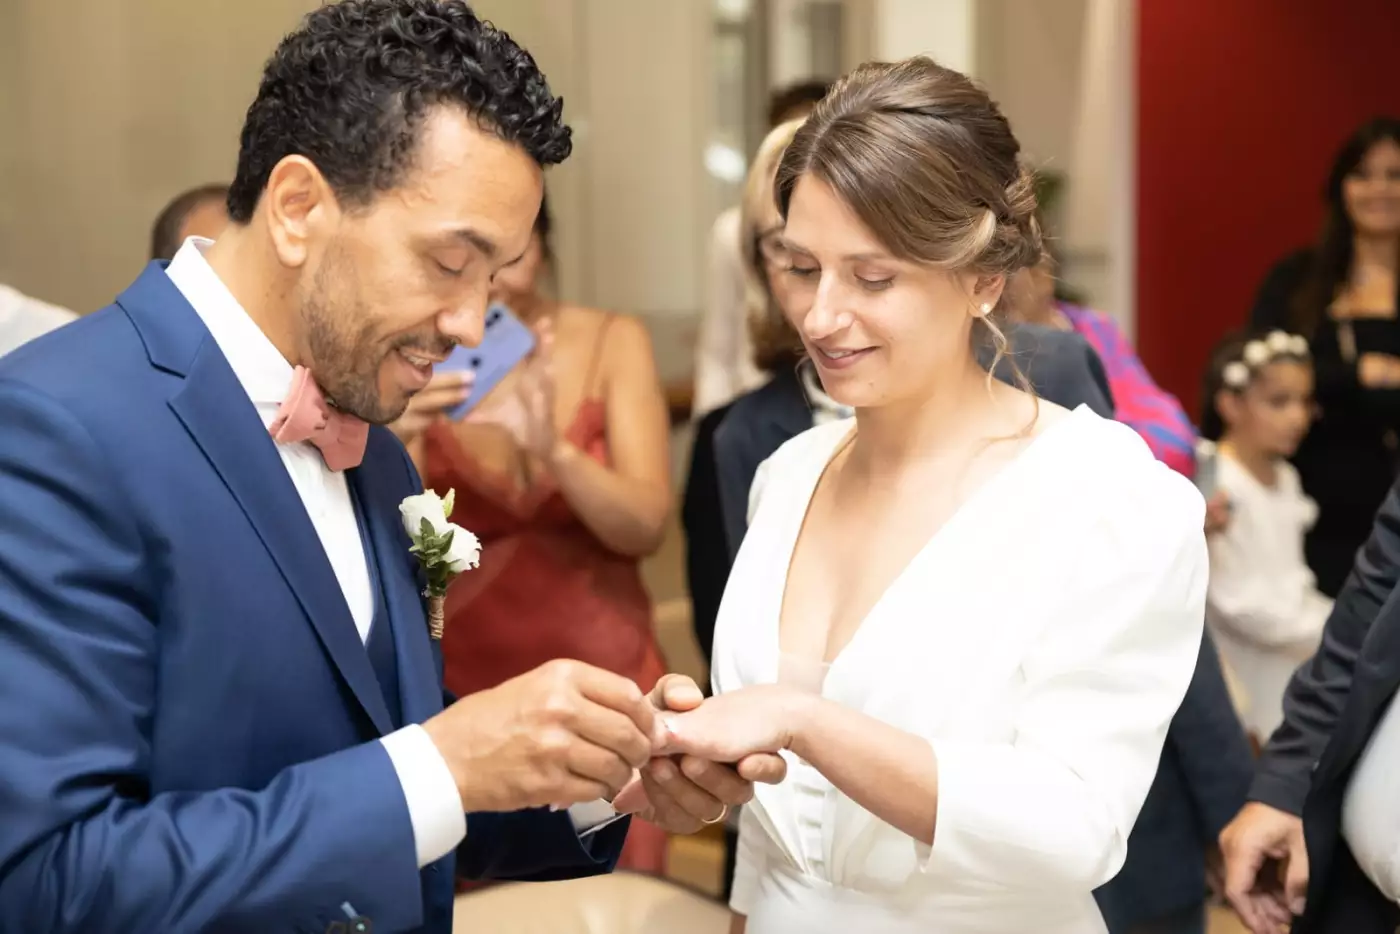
[{"xmin": 1222, "ymin": 330, "xmax": 1309, "ymax": 390}]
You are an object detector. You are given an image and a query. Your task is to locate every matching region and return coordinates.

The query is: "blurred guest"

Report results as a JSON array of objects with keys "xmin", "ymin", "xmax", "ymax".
[
  {"xmin": 692, "ymin": 81, "xmax": 830, "ymax": 418},
  {"xmin": 389, "ymin": 194, "xmax": 672, "ymax": 874},
  {"xmin": 1250, "ymin": 117, "xmax": 1400, "ymax": 596},
  {"xmin": 150, "ymin": 183, "xmax": 230, "ymax": 261},
  {"xmin": 1199, "ymin": 332, "xmax": 1330, "ymax": 743},
  {"xmin": 1012, "ymin": 256, "xmax": 1197, "ymax": 477},
  {"xmin": 0, "ymin": 283, "xmax": 75, "ymax": 357}
]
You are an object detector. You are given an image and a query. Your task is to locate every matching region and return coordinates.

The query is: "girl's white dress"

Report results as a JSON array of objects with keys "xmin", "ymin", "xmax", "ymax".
[{"xmin": 1206, "ymin": 453, "xmax": 1331, "ymax": 739}]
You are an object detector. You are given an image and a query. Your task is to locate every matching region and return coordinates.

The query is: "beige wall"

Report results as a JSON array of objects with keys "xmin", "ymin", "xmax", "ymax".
[
  {"xmin": 0, "ymin": 0, "xmax": 318, "ymax": 313},
  {"xmin": 1, "ymin": 0, "xmax": 714, "ymax": 341},
  {"xmin": 473, "ymin": 0, "xmax": 714, "ymax": 326},
  {"xmin": 975, "ymin": 0, "xmax": 1135, "ymax": 328}
]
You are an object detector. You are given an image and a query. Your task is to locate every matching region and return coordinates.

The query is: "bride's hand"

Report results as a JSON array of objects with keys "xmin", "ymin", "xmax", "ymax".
[{"xmin": 656, "ymin": 685, "xmax": 806, "ymax": 762}]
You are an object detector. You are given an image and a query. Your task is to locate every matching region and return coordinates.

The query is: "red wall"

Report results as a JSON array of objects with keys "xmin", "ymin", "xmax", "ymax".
[{"xmin": 1135, "ymin": 0, "xmax": 1400, "ymax": 418}]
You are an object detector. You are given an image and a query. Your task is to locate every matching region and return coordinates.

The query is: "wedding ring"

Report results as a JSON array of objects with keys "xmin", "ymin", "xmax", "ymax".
[{"xmin": 702, "ymin": 804, "xmax": 729, "ymax": 826}]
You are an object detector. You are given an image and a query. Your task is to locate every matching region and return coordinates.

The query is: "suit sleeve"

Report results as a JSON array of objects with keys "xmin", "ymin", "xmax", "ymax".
[
  {"xmin": 1081, "ymin": 341, "xmax": 1117, "ymax": 417},
  {"xmin": 0, "ymin": 381, "xmax": 426, "ymax": 934},
  {"xmin": 458, "ymin": 810, "xmax": 630, "ymax": 881},
  {"xmin": 1251, "ymin": 477, "xmax": 1400, "ymax": 815},
  {"xmin": 682, "ymin": 405, "xmax": 734, "ymax": 665},
  {"xmin": 1168, "ymin": 630, "xmax": 1255, "ymax": 840},
  {"xmin": 714, "ymin": 411, "xmax": 765, "ymax": 563},
  {"xmin": 1006, "ymin": 330, "xmax": 1115, "ymax": 418}
]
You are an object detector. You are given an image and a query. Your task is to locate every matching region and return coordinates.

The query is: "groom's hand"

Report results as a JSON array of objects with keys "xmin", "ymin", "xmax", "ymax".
[
  {"xmin": 609, "ymin": 674, "xmax": 787, "ymax": 834},
  {"xmin": 422, "ymin": 659, "xmax": 656, "ymax": 813}
]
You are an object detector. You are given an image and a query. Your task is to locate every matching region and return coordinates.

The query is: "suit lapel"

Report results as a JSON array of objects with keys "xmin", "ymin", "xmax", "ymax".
[
  {"xmin": 168, "ymin": 331, "xmax": 395, "ymax": 736},
  {"xmin": 349, "ymin": 441, "xmax": 444, "ymax": 724},
  {"xmin": 766, "ymin": 368, "xmax": 816, "ymax": 440}
]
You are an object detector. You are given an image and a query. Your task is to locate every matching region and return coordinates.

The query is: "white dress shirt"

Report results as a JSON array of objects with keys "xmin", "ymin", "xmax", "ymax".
[
  {"xmin": 165, "ymin": 238, "xmax": 615, "ymax": 870},
  {"xmin": 1345, "ymin": 693, "xmax": 1400, "ymax": 901},
  {"xmin": 0, "ymin": 282, "xmax": 77, "ymax": 358},
  {"xmin": 798, "ymin": 362, "xmax": 854, "ymax": 427}
]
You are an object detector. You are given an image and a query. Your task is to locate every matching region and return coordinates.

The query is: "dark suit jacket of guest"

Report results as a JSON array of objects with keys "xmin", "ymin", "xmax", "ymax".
[
  {"xmin": 1250, "ymin": 475, "xmax": 1400, "ymax": 934},
  {"xmin": 1093, "ymin": 630, "xmax": 1254, "ymax": 931},
  {"xmin": 682, "ymin": 401, "xmax": 734, "ymax": 665}
]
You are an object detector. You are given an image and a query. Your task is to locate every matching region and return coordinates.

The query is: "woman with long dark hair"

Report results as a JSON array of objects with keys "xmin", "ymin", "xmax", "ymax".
[{"xmin": 1250, "ymin": 118, "xmax": 1400, "ymax": 595}]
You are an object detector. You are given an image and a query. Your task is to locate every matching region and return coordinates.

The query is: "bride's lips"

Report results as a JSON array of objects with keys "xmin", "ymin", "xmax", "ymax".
[{"xmin": 812, "ymin": 346, "xmax": 875, "ymax": 371}]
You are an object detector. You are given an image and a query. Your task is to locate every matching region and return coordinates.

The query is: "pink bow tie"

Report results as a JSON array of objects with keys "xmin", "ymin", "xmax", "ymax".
[{"xmin": 268, "ymin": 366, "xmax": 369, "ymax": 471}]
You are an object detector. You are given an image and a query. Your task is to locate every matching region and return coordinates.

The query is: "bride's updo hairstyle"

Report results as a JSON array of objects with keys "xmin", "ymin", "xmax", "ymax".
[{"xmin": 774, "ymin": 57, "xmax": 1045, "ymax": 374}]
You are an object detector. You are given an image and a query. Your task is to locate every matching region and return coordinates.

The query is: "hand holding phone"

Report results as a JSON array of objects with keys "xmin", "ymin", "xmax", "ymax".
[
  {"xmin": 436, "ymin": 302, "xmax": 537, "ymax": 420},
  {"xmin": 388, "ymin": 369, "xmax": 473, "ymax": 446}
]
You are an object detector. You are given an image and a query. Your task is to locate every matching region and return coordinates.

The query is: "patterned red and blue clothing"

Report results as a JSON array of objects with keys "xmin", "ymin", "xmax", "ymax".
[{"xmin": 1059, "ymin": 303, "xmax": 1197, "ymax": 478}]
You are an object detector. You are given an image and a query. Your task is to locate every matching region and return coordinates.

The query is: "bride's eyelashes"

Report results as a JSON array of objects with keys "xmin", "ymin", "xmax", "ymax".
[{"xmin": 784, "ymin": 264, "xmax": 895, "ymax": 293}]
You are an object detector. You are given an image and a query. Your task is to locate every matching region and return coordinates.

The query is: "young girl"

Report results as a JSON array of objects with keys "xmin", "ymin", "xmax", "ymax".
[{"xmin": 1202, "ymin": 330, "xmax": 1332, "ymax": 743}]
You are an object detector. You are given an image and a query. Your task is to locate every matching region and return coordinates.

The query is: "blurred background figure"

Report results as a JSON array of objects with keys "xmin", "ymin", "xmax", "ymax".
[
  {"xmin": 691, "ymin": 81, "xmax": 830, "ymax": 420},
  {"xmin": 0, "ymin": 283, "xmax": 74, "ymax": 358},
  {"xmin": 685, "ymin": 117, "xmax": 814, "ymax": 666},
  {"xmin": 1250, "ymin": 118, "xmax": 1400, "ymax": 597},
  {"xmin": 1011, "ymin": 255, "xmax": 1197, "ymax": 476},
  {"xmin": 1199, "ymin": 332, "xmax": 1330, "ymax": 745},
  {"xmin": 149, "ymin": 183, "xmax": 230, "ymax": 261},
  {"xmin": 390, "ymin": 193, "xmax": 674, "ymax": 875}
]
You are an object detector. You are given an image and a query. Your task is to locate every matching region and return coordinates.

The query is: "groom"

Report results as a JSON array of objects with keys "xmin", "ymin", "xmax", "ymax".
[{"xmin": 0, "ymin": 3, "xmax": 779, "ymax": 932}]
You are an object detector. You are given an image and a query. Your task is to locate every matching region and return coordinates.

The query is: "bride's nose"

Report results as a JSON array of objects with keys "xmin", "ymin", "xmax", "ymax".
[{"xmin": 801, "ymin": 276, "xmax": 855, "ymax": 341}]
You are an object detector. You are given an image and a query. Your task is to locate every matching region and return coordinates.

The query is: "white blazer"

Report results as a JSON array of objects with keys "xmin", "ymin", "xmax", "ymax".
[{"xmin": 712, "ymin": 407, "xmax": 1209, "ymax": 933}]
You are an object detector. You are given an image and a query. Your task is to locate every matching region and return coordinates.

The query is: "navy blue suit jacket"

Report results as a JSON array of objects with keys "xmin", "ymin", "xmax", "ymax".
[{"xmin": 0, "ymin": 265, "xmax": 626, "ymax": 933}]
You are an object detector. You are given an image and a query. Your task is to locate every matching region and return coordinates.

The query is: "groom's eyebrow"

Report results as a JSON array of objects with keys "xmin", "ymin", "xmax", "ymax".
[{"xmin": 447, "ymin": 226, "xmax": 499, "ymax": 260}]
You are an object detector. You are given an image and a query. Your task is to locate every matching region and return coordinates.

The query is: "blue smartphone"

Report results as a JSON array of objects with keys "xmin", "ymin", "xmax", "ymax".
[{"xmin": 438, "ymin": 302, "xmax": 536, "ymax": 420}]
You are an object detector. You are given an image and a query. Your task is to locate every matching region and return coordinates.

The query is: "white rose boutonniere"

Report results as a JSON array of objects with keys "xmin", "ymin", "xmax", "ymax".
[{"xmin": 399, "ymin": 488, "xmax": 481, "ymax": 639}]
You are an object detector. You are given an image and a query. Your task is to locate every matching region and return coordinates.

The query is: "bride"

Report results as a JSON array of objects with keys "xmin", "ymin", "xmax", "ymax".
[{"xmin": 658, "ymin": 57, "xmax": 1207, "ymax": 933}]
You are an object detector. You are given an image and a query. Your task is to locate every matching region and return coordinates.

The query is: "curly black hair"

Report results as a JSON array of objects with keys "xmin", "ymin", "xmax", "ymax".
[{"xmin": 227, "ymin": 0, "xmax": 572, "ymax": 223}]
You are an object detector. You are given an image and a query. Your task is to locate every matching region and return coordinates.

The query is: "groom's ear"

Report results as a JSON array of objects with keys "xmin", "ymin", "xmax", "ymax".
[{"xmin": 261, "ymin": 155, "xmax": 339, "ymax": 270}]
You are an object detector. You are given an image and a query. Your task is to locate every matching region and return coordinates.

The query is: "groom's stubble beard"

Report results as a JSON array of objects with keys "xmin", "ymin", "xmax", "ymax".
[{"xmin": 301, "ymin": 241, "xmax": 404, "ymax": 425}]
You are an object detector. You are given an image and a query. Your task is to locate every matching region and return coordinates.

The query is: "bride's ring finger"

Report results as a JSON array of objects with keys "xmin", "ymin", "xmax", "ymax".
[{"xmin": 645, "ymin": 758, "xmax": 723, "ymax": 826}]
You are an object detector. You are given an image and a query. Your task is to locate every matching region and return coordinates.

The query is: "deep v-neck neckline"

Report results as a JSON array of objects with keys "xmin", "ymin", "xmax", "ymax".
[{"xmin": 772, "ymin": 406, "xmax": 1088, "ymax": 671}]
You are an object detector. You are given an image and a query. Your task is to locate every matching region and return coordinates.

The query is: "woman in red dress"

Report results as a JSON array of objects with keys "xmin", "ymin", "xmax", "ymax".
[{"xmin": 391, "ymin": 197, "xmax": 673, "ymax": 873}]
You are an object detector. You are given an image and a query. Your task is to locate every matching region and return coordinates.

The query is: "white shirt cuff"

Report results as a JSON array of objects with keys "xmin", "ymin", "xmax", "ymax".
[
  {"xmin": 380, "ymin": 725, "xmax": 467, "ymax": 868},
  {"xmin": 568, "ymin": 798, "xmax": 625, "ymax": 837}
]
